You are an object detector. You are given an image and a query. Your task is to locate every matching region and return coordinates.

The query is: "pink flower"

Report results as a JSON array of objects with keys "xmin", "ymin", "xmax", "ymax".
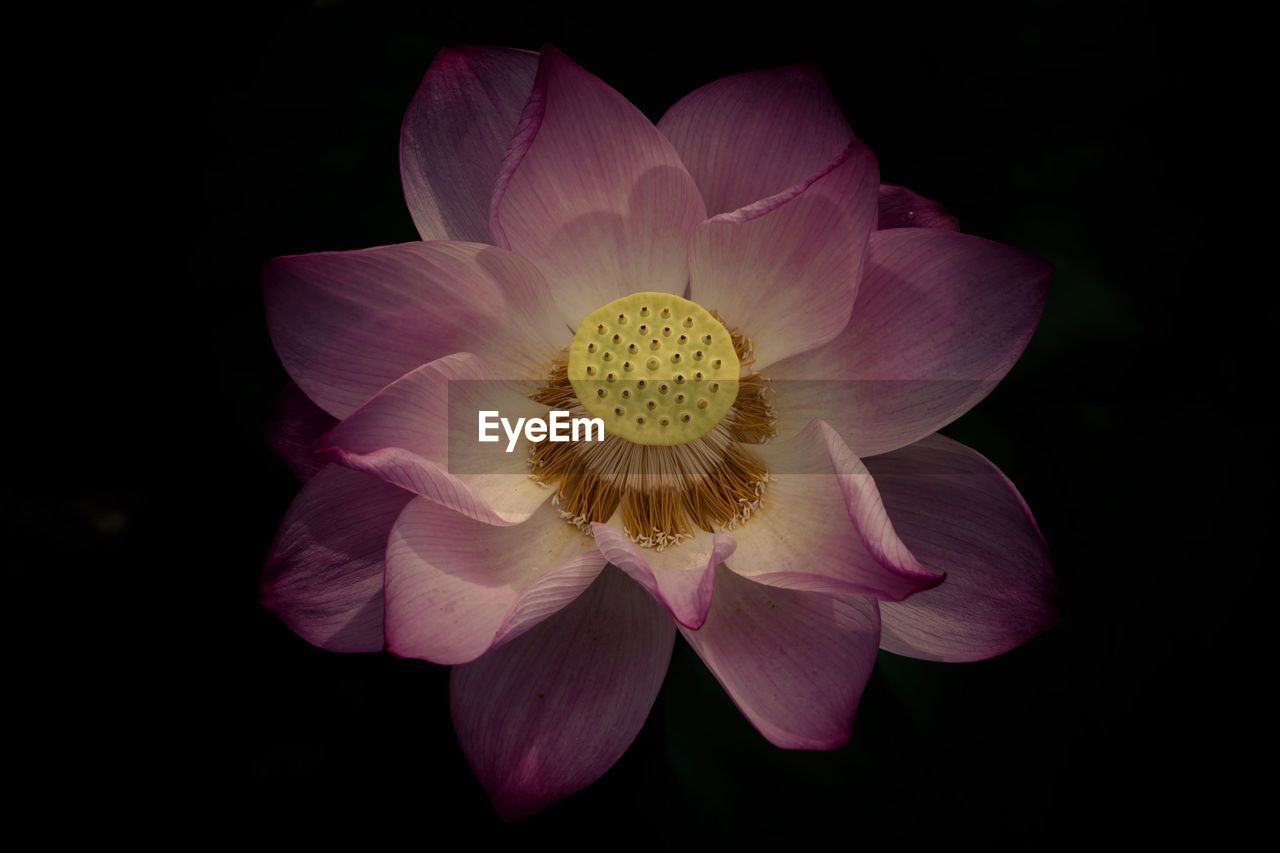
[{"xmin": 261, "ymin": 45, "xmax": 1056, "ymax": 819}]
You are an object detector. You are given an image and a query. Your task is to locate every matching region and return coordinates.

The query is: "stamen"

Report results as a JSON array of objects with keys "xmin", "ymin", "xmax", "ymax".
[{"xmin": 531, "ymin": 311, "xmax": 775, "ymax": 548}]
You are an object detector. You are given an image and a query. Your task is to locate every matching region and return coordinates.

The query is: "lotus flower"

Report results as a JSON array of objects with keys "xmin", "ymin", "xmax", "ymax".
[{"xmin": 261, "ymin": 45, "xmax": 1056, "ymax": 819}]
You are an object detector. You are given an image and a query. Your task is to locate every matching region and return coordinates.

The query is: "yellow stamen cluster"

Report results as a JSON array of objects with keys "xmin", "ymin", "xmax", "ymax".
[{"xmin": 531, "ymin": 295, "xmax": 775, "ymax": 549}]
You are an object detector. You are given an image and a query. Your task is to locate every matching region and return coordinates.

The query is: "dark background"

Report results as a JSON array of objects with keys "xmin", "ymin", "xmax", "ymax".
[{"xmin": 30, "ymin": 0, "xmax": 1264, "ymax": 843}]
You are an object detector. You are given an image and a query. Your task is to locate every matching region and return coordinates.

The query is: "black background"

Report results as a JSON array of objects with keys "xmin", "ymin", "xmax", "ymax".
[{"xmin": 29, "ymin": 0, "xmax": 1265, "ymax": 844}]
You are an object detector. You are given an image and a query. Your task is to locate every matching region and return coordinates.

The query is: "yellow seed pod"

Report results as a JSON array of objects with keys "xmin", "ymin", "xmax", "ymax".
[{"xmin": 567, "ymin": 292, "xmax": 740, "ymax": 445}]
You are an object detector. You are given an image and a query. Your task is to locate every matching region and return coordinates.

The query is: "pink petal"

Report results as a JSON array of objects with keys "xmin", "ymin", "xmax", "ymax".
[
  {"xmin": 591, "ymin": 522, "xmax": 733, "ymax": 629},
  {"xmin": 767, "ymin": 228, "xmax": 1052, "ymax": 457},
  {"xmin": 865, "ymin": 434, "xmax": 1057, "ymax": 662},
  {"xmin": 262, "ymin": 464, "xmax": 412, "ymax": 652},
  {"xmin": 688, "ymin": 143, "xmax": 879, "ymax": 371},
  {"xmin": 264, "ymin": 241, "xmax": 568, "ymax": 418},
  {"xmin": 451, "ymin": 566, "xmax": 675, "ymax": 820},
  {"xmin": 400, "ymin": 46, "xmax": 539, "ymax": 242},
  {"xmin": 877, "ymin": 184, "xmax": 960, "ymax": 231},
  {"xmin": 314, "ymin": 353, "xmax": 551, "ymax": 526},
  {"xmin": 728, "ymin": 421, "xmax": 942, "ymax": 599},
  {"xmin": 658, "ymin": 64, "xmax": 854, "ymax": 216},
  {"xmin": 266, "ymin": 382, "xmax": 337, "ymax": 483},
  {"xmin": 489, "ymin": 46, "xmax": 706, "ymax": 327},
  {"xmin": 681, "ymin": 567, "xmax": 880, "ymax": 749},
  {"xmin": 385, "ymin": 497, "xmax": 606, "ymax": 665}
]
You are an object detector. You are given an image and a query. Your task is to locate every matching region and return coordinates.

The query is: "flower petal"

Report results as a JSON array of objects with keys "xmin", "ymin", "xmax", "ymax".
[
  {"xmin": 489, "ymin": 45, "xmax": 706, "ymax": 327},
  {"xmin": 262, "ymin": 464, "xmax": 412, "ymax": 652},
  {"xmin": 681, "ymin": 567, "xmax": 880, "ymax": 749},
  {"xmin": 264, "ymin": 241, "xmax": 567, "ymax": 418},
  {"xmin": 314, "ymin": 353, "xmax": 551, "ymax": 526},
  {"xmin": 767, "ymin": 228, "xmax": 1052, "ymax": 456},
  {"xmin": 266, "ymin": 382, "xmax": 337, "ymax": 483},
  {"xmin": 864, "ymin": 434, "xmax": 1057, "ymax": 662},
  {"xmin": 590, "ymin": 522, "xmax": 733, "ymax": 629},
  {"xmin": 877, "ymin": 184, "xmax": 959, "ymax": 231},
  {"xmin": 385, "ymin": 497, "xmax": 606, "ymax": 665},
  {"xmin": 658, "ymin": 64, "xmax": 854, "ymax": 216},
  {"xmin": 727, "ymin": 421, "xmax": 942, "ymax": 599},
  {"xmin": 451, "ymin": 566, "xmax": 675, "ymax": 820},
  {"xmin": 401, "ymin": 46, "xmax": 539, "ymax": 242},
  {"xmin": 688, "ymin": 142, "xmax": 879, "ymax": 371}
]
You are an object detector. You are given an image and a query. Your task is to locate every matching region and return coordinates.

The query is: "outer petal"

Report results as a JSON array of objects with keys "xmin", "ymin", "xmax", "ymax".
[
  {"xmin": 658, "ymin": 64, "xmax": 854, "ymax": 216},
  {"xmin": 865, "ymin": 434, "xmax": 1057, "ymax": 662},
  {"xmin": 266, "ymin": 382, "xmax": 337, "ymax": 483},
  {"xmin": 768, "ymin": 228, "xmax": 1052, "ymax": 456},
  {"xmin": 590, "ymin": 522, "xmax": 734, "ymax": 629},
  {"xmin": 314, "ymin": 353, "xmax": 551, "ymax": 526},
  {"xmin": 877, "ymin": 184, "xmax": 960, "ymax": 231},
  {"xmin": 688, "ymin": 143, "xmax": 879, "ymax": 371},
  {"xmin": 727, "ymin": 421, "xmax": 942, "ymax": 599},
  {"xmin": 401, "ymin": 46, "xmax": 538, "ymax": 242},
  {"xmin": 451, "ymin": 566, "xmax": 675, "ymax": 820},
  {"xmin": 682, "ymin": 567, "xmax": 880, "ymax": 749},
  {"xmin": 261, "ymin": 464, "xmax": 412, "ymax": 652},
  {"xmin": 385, "ymin": 497, "xmax": 606, "ymax": 665},
  {"xmin": 489, "ymin": 46, "xmax": 706, "ymax": 327},
  {"xmin": 264, "ymin": 241, "xmax": 568, "ymax": 419}
]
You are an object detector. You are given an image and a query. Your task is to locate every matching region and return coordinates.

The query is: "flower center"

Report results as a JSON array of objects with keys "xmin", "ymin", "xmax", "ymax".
[
  {"xmin": 530, "ymin": 293, "xmax": 775, "ymax": 550},
  {"xmin": 567, "ymin": 292, "xmax": 740, "ymax": 446}
]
